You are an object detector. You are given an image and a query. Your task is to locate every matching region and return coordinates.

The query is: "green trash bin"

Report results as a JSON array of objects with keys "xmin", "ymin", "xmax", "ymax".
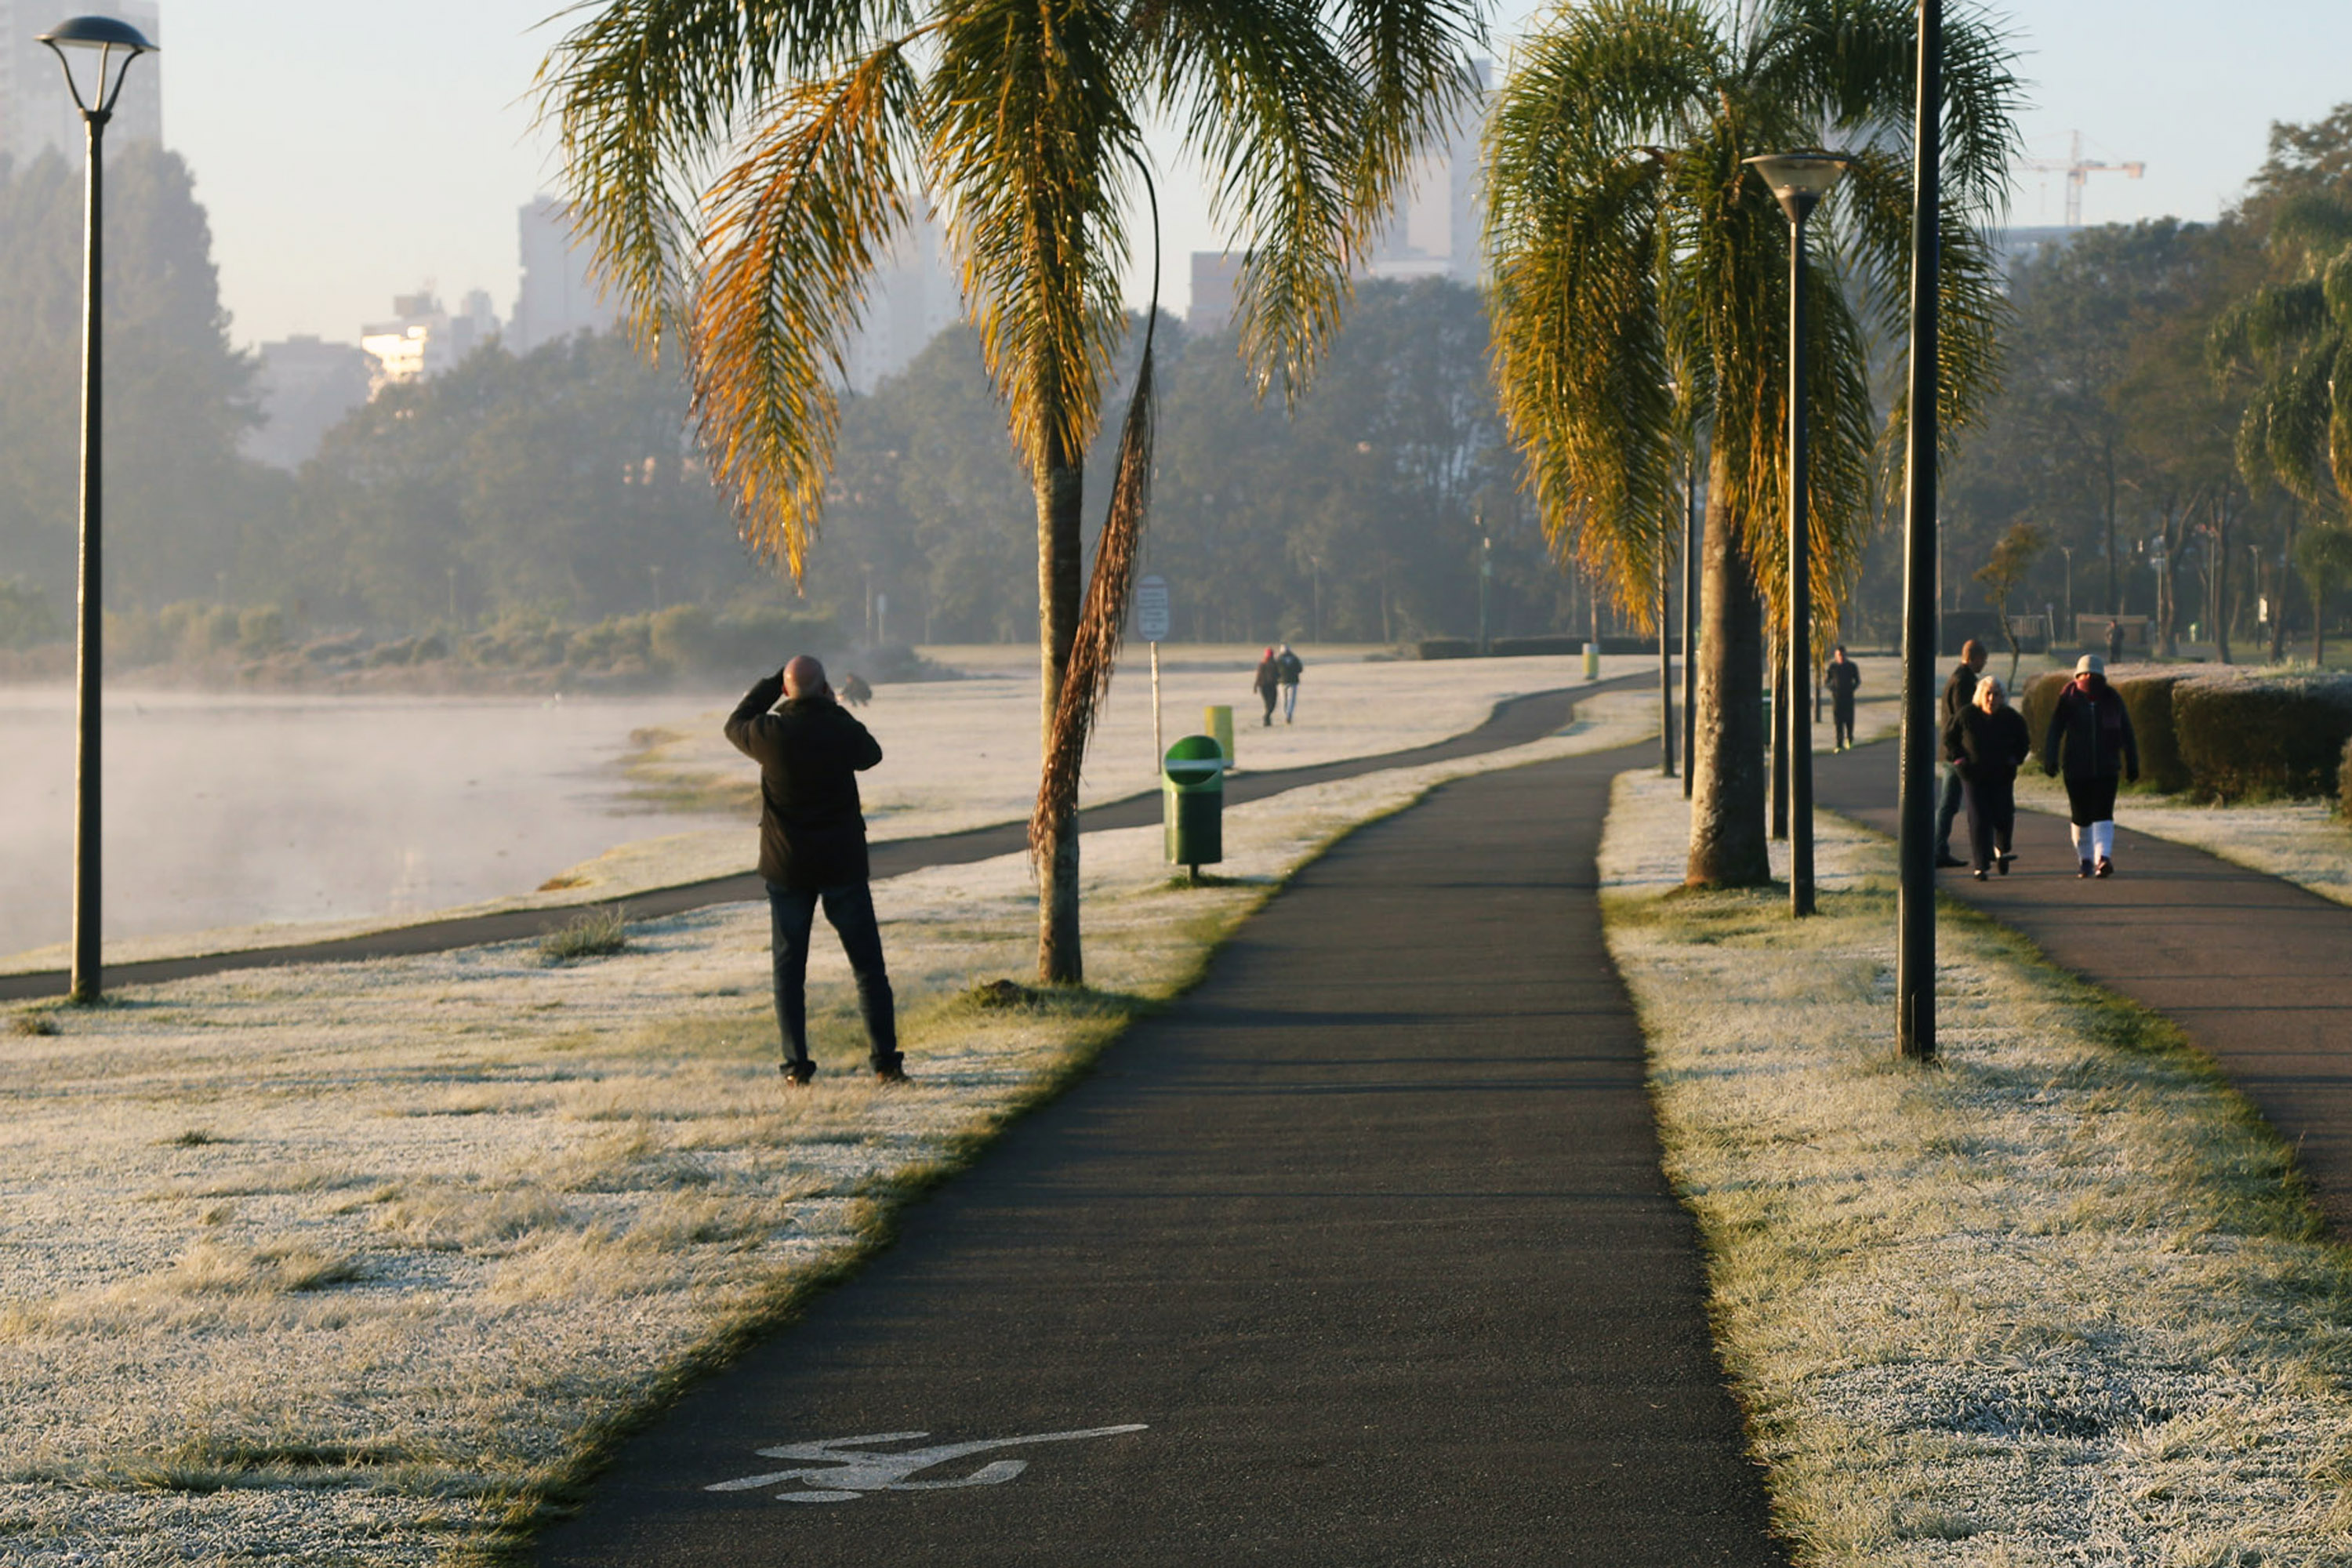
[{"xmin": 1163, "ymin": 735, "xmax": 1226, "ymax": 876}]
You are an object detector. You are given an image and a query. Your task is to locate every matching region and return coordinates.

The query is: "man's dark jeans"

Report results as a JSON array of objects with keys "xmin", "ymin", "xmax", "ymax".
[
  {"xmin": 766, "ymin": 879, "xmax": 900, "ymax": 1073},
  {"xmin": 1934, "ymin": 764, "xmax": 1965, "ymax": 858}
]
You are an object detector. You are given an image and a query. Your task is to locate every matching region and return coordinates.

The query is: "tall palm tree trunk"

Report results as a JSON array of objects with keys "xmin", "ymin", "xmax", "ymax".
[
  {"xmin": 1036, "ymin": 424, "xmax": 1084, "ymax": 984},
  {"xmin": 1688, "ymin": 451, "xmax": 1770, "ymax": 887}
]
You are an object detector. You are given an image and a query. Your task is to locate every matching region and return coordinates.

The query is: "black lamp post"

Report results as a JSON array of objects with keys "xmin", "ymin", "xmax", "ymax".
[
  {"xmin": 1744, "ymin": 149, "xmax": 1850, "ymax": 920},
  {"xmin": 1658, "ymin": 519, "xmax": 1675, "ymax": 777},
  {"xmin": 1897, "ymin": 0, "xmax": 1942, "ymax": 1060},
  {"xmin": 1681, "ymin": 457, "xmax": 1697, "ymax": 800},
  {"xmin": 42, "ymin": 14, "xmax": 156, "ymax": 1005}
]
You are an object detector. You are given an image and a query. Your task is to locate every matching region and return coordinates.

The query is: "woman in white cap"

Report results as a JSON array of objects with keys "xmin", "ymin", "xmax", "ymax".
[{"xmin": 2042, "ymin": 654, "xmax": 2139, "ymax": 877}]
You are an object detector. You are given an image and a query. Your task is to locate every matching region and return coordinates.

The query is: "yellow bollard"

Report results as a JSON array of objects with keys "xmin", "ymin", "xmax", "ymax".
[{"xmin": 1204, "ymin": 704, "xmax": 1234, "ymax": 768}]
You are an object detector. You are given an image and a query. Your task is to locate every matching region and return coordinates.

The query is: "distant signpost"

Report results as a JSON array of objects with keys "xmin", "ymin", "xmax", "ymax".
[{"xmin": 1136, "ymin": 575, "xmax": 1171, "ymax": 775}]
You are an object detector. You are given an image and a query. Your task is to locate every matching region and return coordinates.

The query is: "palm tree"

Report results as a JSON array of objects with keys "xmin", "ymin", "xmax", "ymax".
[
  {"xmin": 2210, "ymin": 190, "xmax": 2352, "ymax": 656},
  {"xmin": 541, "ymin": 0, "xmax": 1480, "ymax": 982},
  {"xmin": 1485, "ymin": 0, "xmax": 2016, "ymax": 885}
]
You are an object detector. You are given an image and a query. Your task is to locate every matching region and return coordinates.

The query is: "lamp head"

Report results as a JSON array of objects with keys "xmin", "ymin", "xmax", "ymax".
[
  {"xmin": 1743, "ymin": 151, "xmax": 1851, "ymax": 226},
  {"xmin": 38, "ymin": 15, "xmax": 157, "ymax": 120}
]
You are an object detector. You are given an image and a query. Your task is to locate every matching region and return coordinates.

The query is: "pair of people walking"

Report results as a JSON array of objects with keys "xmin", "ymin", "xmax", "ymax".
[
  {"xmin": 1252, "ymin": 644, "xmax": 1305, "ymax": 726},
  {"xmin": 1936, "ymin": 645, "xmax": 2140, "ymax": 882}
]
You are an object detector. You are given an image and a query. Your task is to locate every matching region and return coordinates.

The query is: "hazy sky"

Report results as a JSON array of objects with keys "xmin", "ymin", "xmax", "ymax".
[{"xmin": 136, "ymin": 1, "xmax": 2352, "ymax": 348}]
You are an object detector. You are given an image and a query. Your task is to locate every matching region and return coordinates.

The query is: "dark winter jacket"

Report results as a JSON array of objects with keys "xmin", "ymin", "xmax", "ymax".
[
  {"xmin": 1938, "ymin": 661, "xmax": 1980, "ymax": 730},
  {"xmin": 1276, "ymin": 650, "xmax": 1304, "ymax": 685},
  {"xmin": 1252, "ymin": 657, "xmax": 1281, "ymax": 698},
  {"xmin": 724, "ymin": 674, "xmax": 884, "ymax": 888},
  {"xmin": 1827, "ymin": 659, "xmax": 1862, "ymax": 702},
  {"xmin": 2042, "ymin": 675, "xmax": 2140, "ymax": 784},
  {"xmin": 1944, "ymin": 704, "xmax": 2031, "ymax": 785}
]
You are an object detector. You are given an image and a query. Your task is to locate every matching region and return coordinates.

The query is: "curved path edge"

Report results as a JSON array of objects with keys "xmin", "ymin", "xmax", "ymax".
[
  {"xmin": 535, "ymin": 739, "xmax": 1785, "ymax": 1566},
  {"xmin": 1817, "ymin": 739, "xmax": 2352, "ymax": 1236},
  {"xmin": 2, "ymin": 676, "xmax": 1647, "ymax": 1003}
]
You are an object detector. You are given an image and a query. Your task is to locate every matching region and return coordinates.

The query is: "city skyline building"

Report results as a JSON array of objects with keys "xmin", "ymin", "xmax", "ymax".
[
  {"xmin": 0, "ymin": 0, "xmax": 162, "ymax": 163},
  {"xmin": 359, "ymin": 288, "xmax": 498, "ymax": 397},
  {"xmin": 841, "ymin": 209, "xmax": 962, "ymax": 394},
  {"xmin": 509, "ymin": 194, "xmax": 617, "ymax": 354},
  {"xmin": 245, "ymin": 334, "xmax": 370, "ymax": 469}
]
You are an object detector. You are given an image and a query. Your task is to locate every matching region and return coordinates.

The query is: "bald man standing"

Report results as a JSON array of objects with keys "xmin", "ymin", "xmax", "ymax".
[{"xmin": 725, "ymin": 655, "xmax": 904, "ymax": 1084}]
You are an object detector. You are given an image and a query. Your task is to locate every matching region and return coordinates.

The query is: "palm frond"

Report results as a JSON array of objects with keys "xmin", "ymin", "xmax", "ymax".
[
  {"xmin": 690, "ymin": 38, "xmax": 927, "ymax": 575},
  {"xmin": 932, "ymin": 0, "xmax": 1142, "ymax": 477},
  {"xmin": 1147, "ymin": 0, "xmax": 1372, "ymax": 404},
  {"xmin": 539, "ymin": 0, "xmax": 907, "ymax": 348}
]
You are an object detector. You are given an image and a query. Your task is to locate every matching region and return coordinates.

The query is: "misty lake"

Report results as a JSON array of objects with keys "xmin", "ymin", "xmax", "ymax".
[{"xmin": 0, "ymin": 688, "xmax": 747, "ymax": 963}]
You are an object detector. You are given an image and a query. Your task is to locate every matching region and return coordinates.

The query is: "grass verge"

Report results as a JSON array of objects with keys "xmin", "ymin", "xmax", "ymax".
[{"xmin": 1599, "ymin": 769, "xmax": 2352, "ymax": 1563}]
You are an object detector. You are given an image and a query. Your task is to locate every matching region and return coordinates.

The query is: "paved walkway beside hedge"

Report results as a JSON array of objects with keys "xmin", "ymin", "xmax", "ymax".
[
  {"xmin": 537, "ymin": 745, "xmax": 1785, "ymax": 1567},
  {"xmin": 1817, "ymin": 742, "xmax": 2352, "ymax": 1236}
]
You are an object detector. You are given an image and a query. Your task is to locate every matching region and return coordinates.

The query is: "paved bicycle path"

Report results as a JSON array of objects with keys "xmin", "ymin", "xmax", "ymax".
[
  {"xmin": 1817, "ymin": 742, "xmax": 2352, "ymax": 1236},
  {"xmin": 1, "ymin": 677, "xmax": 1641, "ymax": 1004},
  {"xmin": 535, "ymin": 742, "xmax": 1784, "ymax": 1566}
]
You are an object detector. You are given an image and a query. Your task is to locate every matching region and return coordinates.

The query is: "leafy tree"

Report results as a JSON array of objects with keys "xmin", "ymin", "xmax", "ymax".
[
  {"xmin": 272, "ymin": 333, "xmax": 767, "ymax": 627},
  {"xmin": 0, "ymin": 144, "xmax": 270, "ymax": 615},
  {"xmin": 1973, "ymin": 520, "xmax": 2043, "ymax": 685},
  {"xmin": 1484, "ymin": 0, "xmax": 2020, "ymax": 887},
  {"xmin": 543, "ymin": 0, "xmax": 1482, "ymax": 982},
  {"xmin": 2292, "ymin": 524, "xmax": 2352, "ymax": 666}
]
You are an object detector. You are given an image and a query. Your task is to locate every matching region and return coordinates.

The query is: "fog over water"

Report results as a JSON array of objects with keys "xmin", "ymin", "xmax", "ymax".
[{"xmin": 0, "ymin": 688, "xmax": 746, "ymax": 961}]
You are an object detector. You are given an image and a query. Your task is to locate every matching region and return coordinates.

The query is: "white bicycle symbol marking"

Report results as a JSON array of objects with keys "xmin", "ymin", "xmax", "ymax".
[{"xmin": 707, "ymin": 1425, "xmax": 1150, "ymax": 1504}]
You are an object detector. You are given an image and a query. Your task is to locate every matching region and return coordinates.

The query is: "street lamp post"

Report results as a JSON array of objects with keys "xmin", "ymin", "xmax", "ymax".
[
  {"xmin": 1745, "ymin": 149, "xmax": 1851, "ymax": 920},
  {"xmin": 1477, "ymin": 524, "xmax": 1491, "ymax": 655},
  {"xmin": 1896, "ymin": 0, "xmax": 1942, "ymax": 1061},
  {"xmin": 42, "ymin": 14, "xmax": 156, "ymax": 1005},
  {"xmin": 1682, "ymin": 459, "xmax": 1697, "ymax": 800},
  {"xmin": 2059, "ymin": 543, "xmax": 2074, "ymax": 648},
  {"xmin": 1659, "ymin": 517, "xmax": 1675, "ymax": 778}
]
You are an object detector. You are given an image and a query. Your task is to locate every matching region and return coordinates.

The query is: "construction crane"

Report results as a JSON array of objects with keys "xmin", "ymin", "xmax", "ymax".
[{"xmin": 2022, "ymin": 131, "xmax": 2146, "ymax": 227}]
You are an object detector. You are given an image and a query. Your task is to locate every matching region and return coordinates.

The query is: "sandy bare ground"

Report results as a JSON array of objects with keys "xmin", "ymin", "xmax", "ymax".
[{"xmin": 0, "ymin": 693, "xmax": 1653, "ymax": 1566}]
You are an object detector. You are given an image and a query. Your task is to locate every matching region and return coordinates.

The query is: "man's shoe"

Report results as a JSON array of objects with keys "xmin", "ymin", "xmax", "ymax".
[
  {"xmin": 1936, "ymin": 853, "xmax": 1966, "ymax": 869},
  {"xmin": 1996, "ymin": 854, "xmax": 2013, "ymax": 876},
  {"xmin": 873, "ymin": 1053, "xmax": 908, "ymax": 1084},
  {"xmin": 1972, "ymin": 868, "xmax": 1988, "ymax": 880},
  {"xmin": 2078, "ymin": 859, "xmax": 2094, "ymax": 878},
  {"xmin": 781, "ymin": 1059, "xmax": 815, "ymax": 1086},
  {"xmin": 2096, "ymin": 857, "xmax": 2114, "ymax": 878}
]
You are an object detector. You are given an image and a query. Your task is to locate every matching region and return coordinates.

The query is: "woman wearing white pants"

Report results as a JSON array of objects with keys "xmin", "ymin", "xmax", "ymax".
[{"xmin": 2041, "ymin": 654, "xmax": 2139, "ymax": 877}]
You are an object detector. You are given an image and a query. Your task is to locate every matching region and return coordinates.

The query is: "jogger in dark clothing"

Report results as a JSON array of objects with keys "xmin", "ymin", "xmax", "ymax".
[
  {"xmin": 1944, "ymin": 675, "xmax": 2031, "ymax": 880},
  {"xmin": 1826, "ymin": 645, "xmax": 1861, "ymax": 751},
  {"xmin": 725, "ymin": 655, "xmax": 904, "ymax": 1083},
  {"xmin": 2042, "ymin": 653, "xmax": 2140, "ymax": 878}
]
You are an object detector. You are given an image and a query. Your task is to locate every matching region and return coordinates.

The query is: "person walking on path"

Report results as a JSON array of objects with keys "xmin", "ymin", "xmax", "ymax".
[
  {"xmin": 1934, "ymin": 639, "xmax": 1989, "ymax": 868},
  {"xmin": 1275, "ymin": 643, "xmax": 1304, "ymax": 724},
  {"xmin": 1251, "ymin": 647, "xmax": 1281, "ymax": 727},
  {"xmin": 1944, "ymin": 674, "xmax": 2031, "ymax": 880},
  {"xmin": 2043, "ymin": 652, "xmax": 2139, "ymax": 878},
  {"xmin": 724, "ymin": 655, "xmax": 905, "ymax": 1084},
  {"xmin": 1826, "ymin": 644, "xmax": 1861, "ymax": 751},
  {"xmin": 2106, "ymin": 619, "xmax": 2126, "ymax": 666}
]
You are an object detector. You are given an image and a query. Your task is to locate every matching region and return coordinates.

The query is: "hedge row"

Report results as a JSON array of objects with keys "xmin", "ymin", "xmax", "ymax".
[{"xmin": 2022, "ymin": 664, "xmax": 2352, "ymax": 802}]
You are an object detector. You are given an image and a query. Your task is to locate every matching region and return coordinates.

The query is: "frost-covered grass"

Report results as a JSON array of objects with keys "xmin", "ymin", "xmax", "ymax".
[
  {"xmin": 0, "ymin": 694, "xmax": 1651, "ymax": 1566},
  {"xmin": 2013, "ymin": 771, "xmax": 2352, "ymax": 909},
  {"xmin": 1600, "ymin": 771, "xmax": 2352, "ymax": 1564}
]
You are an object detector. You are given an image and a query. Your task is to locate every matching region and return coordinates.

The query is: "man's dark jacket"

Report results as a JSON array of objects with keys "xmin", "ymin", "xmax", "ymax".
[
  {"xmin": 2043, "ymin": 675, "xmax": 2140, "ymax": 783},
  {"xmin": 724, "ymin": 674, "xmax": 884, "ymax": 888},
  {"xmin": 1938, "ymin": 661, "xmax": 1980, "ymax": 730},
  {"xmin": 1827, "ymin": 659, "xmax": 1861, "ymax": 702}
]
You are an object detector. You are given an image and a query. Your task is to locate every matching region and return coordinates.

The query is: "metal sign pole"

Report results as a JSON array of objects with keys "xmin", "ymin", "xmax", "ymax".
[{"xmin": 1151, "ymin": 641, "xmax": 1162, "ymax": 776}]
